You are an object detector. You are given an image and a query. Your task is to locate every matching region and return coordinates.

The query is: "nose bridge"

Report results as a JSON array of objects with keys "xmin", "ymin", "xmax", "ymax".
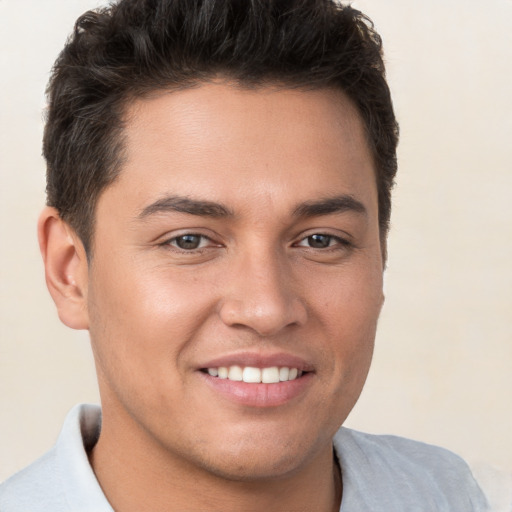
[{"xmin": 218, "ymin": 241, "xmax": 306, "ymax": 336}]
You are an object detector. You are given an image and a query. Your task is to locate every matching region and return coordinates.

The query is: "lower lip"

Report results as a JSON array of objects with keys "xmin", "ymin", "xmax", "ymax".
[{"xmin": 199, "ymin": 372, "xmax": 313, "ymax": 408}]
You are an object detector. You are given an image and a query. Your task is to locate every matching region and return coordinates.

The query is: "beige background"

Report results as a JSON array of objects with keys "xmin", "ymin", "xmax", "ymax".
[{"xmin": 1, "ymin": 0, "xmax": 511, "ymax": 508}]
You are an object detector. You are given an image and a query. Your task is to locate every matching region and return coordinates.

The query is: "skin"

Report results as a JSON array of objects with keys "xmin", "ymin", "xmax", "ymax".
[{"xmin": 39, "ymin": 83, "xmax": 385, "ymax": 512}]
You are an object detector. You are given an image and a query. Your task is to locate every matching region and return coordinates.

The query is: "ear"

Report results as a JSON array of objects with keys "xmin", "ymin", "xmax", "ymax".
[{"xmin": 38, "ymin": 207, "xmax": 89, "ymax": 330}]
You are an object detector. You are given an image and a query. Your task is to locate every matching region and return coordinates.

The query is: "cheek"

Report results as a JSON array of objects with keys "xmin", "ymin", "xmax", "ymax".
[
  {"xmin": 310, "ymin": 256, "xmax": 383, "ymax": 334},
  {"xmin": 308, "ymin": 259, "xmax": 382, "ymax": 390},
  {"xmin": 91, "ymin": 254, "xmax": 210, "ymax": 325},
  {"xmin": 86, "ymin": 257, "xmax": 217, "ymax": 386}
]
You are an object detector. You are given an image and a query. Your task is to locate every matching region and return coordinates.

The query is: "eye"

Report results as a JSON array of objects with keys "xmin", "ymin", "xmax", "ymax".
[
  {"xmin": 297, "ymin": 234, "xmax": 342, "ymax": 249},
  {"xmin": 168, "ymin": 234, "xmax": 211, "ymax": 250}
]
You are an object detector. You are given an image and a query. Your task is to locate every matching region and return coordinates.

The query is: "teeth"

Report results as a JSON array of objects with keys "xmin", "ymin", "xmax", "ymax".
[
  {"xmin": 261, "ymin": 367, "xmax": 280, "ymax": 383},
  {"xmin": 206, "ymin": 365, "xmax": 303, "ymax": 383},
  {"xmin": 228, "ymin": 365, "xmax": 243, "ymax": 381},
  {"xmin": 242, "ymin": 367, "xmax": 261, "ymax": 383}
]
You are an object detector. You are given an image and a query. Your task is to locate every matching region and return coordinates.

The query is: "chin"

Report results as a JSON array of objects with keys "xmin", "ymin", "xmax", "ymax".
[
  {"xmin": 198, "ymin": 451, "xmax": 306, "ymax": 483},
  {"xmin": 186, "ymin": 425, "xmax": 330, "ymax": 483}
]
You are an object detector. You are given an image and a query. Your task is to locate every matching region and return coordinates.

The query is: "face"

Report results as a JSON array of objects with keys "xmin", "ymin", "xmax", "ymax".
[{"xmin": 85, "ymin": 83, "xmax": 384, "ymax": 481}]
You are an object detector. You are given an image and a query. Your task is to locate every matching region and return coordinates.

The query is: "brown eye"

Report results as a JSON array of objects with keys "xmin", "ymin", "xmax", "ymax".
[
  {"xmin": 306, "ymin": 234, "xmax": 333, "ymax": 248},
  {"xmin": 173, "ymin": 234, "xmax": 204, "ymax": 250}
]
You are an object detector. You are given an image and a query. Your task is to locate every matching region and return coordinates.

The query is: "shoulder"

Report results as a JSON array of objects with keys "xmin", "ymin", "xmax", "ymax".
[
  {"xmin": 334, "ymin": 427, "xmax": 489, "ymax": 512},
  {"xmin": 337, "ymin": 427, "xmax": 470, "ymax": 471},
  {"xmin": 0, "ymin": 448, "xmax": 67, "ymax": 512},
  {"xmin": 0, "ymin": 404, "xmax": 107, "ymax": 512}
]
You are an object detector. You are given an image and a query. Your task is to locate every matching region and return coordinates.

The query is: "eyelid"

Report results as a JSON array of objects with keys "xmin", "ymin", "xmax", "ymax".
[
  {"xmin": 295, "ymin": 235, "xmax": 349, "ymax": 249},
  {"xmin": 168, "ymin": 234, "xmax": 211, "ymax": 250},
  {"xmin": 293, "ymin": 229, "xmax": 353, "ymax": 247},
  {"xmin": 158, "ymin": 228, "xmax": 353, "ymax": 252},
  {"xmin": 160, "ymin": 230, "xmax": 223, "ymax": 252}
]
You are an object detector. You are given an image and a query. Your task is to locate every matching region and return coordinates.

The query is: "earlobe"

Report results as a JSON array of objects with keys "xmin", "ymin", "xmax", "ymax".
[{"xmin": 38, "ymin": 207, "xmax": 89, "ymax": 330}]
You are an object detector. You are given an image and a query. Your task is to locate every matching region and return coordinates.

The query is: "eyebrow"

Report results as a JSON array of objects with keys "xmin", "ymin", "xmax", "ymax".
[
  {"xmin": 138, "ymin": 196, "xmax": 233, "ymax": 219},
  {"xmin": 137, "ymin": 193, "xmax": 366, "ymax": 221},
  {"xmin": 292, "ymin": 195, "xmax": 367, "ymax": 218}
]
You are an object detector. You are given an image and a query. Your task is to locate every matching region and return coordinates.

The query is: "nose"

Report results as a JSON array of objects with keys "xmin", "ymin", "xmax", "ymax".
[{"xmin": 218, "ymin": 249, "xmax": 308, "ymax": 337}]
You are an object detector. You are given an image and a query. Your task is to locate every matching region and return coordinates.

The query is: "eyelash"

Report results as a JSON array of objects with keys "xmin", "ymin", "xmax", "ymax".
[
  {"xmin": 164, "ymin": 234, "xmax": 215, "ymax": 252},
  {"xmin": 293, "ymin": 233, "xmax": 352, "ymax": 251},
  {"xmin": 162, "ymin": 232, "xmax": 352, "ymax": 253}
]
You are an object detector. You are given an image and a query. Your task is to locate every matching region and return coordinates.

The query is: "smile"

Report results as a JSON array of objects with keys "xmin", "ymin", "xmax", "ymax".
[{"xmin": 205, "ymin": 366, "xmax": 303, "ymax": 383}]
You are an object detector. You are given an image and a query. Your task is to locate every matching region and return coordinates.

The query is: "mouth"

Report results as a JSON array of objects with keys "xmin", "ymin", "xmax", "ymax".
[
  {"xmin": 201, "ymin": 365, "xmax": 305, "ymax": 383},
  {"xmin": 197, "ymin": 354, "xmax": 314, "ymax": 407}
]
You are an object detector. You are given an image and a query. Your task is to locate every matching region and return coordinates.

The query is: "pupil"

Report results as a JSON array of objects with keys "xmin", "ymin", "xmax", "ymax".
[
  {"xmin": 308, "ymin": 234, "xmax": 331, "ymax": 248},
  {"xmin": 177, "ymin": 235, "xmax": 201, "ymax": 249}
]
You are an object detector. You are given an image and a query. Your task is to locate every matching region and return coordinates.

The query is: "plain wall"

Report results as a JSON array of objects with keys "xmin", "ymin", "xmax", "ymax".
[{"xmin": 1, "ymin": 0, "xmax": 511, "ymax": 507}]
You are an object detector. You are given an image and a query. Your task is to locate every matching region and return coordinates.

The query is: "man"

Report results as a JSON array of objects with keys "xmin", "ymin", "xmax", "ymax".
[{"xmin": 0, "ymin": 0, "xmax": 488, "ymax": 510}]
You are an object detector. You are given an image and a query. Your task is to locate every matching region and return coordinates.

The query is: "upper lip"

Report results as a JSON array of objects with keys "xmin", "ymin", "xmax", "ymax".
[{"xmin": 198, "ymin": 351, "xmax": 315, "ymax": 372}]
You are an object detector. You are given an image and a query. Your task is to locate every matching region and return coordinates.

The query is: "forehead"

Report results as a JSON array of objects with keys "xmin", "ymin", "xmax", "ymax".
[
  {"xmin": 108, "ymin": 82, "xmax": 377, "ymax": 218},
  {"xmin": 125, "ymin": 83, "xmax": 369, "ymax": 159}
]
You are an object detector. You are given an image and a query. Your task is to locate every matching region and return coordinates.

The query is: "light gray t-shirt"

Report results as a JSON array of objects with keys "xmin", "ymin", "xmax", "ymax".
[{"xmin": 0, "ymin": 404, "xmax": 489, "ymax": 511}]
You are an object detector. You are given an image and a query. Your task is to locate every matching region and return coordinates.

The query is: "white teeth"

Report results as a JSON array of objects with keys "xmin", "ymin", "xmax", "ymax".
[
  {"xmin": 261, "ymin": 366, "xmax": 280, "ymax": 384},
  {"xmin": 279, "ymin": 367, "xmax": 290, "ymax": 381},
  {"xmin": 206, "ymin": 365, "xmax": 303, "ymax": 383},
  {"xmin": 228, "ymin": 365, "xmax": 243, "ymax": 381},
  {"xmin": 242, "ymin": 367, "xmax": 261, "ymax": 383}
]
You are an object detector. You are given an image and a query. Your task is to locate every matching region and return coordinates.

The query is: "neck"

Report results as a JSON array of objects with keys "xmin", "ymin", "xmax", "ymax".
[{"xmin": 89, "ymin": 408, "xmax": 342, "ymax": 512}]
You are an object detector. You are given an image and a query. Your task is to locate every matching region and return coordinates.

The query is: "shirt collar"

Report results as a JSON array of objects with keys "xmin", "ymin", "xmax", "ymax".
[{"xmin": 55, "ymin": 404, "xmax": 113, "ymax": 511}]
